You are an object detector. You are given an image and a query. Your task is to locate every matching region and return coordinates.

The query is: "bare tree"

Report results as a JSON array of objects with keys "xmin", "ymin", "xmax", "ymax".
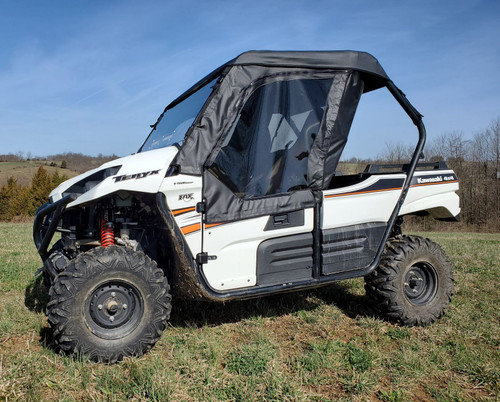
[
  {"xmin": 378, "ymin": 142, "xmax": 413, "ymax": 164},
  {"xmin": 486, "ymin": 118, "xmax": 500, "ymax": 169}
]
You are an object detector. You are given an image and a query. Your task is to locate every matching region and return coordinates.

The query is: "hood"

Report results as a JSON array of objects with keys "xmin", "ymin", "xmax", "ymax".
[{"xmin": 50, "ymin": 147, "xmax": 179, "ymax": 207}]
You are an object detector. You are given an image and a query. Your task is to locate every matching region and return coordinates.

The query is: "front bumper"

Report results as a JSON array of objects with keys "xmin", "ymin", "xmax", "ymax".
[{"xmin": 33, "ymin": 193, "xmax": 77, "ymax": 261}]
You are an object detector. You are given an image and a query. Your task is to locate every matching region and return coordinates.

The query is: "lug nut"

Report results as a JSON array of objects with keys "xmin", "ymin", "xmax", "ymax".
[
  {"xmin": 123, "ymin": 304, "xmax": 128, "ymax": 310},
  {"xmin": 110, "ymin": 316, "xmax": 115, "ymax": 322},
  {"xmin": 111, "ymin": 292, "xmax": 116, "ymax": 297},
  {"xmin": 98, "ymin": 304, "xmax": 103, "ymax": 310}
]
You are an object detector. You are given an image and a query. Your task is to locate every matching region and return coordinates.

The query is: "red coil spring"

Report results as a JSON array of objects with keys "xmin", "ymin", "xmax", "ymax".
[{"xmin": 101, "ymin": 219, "xmax": 114, "ymax": 248}]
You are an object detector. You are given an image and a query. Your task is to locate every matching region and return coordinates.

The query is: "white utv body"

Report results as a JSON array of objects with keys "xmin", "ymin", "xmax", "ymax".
[{"xmin": 34, "ymin": 51, "xmax": 459, "ymax": 362}]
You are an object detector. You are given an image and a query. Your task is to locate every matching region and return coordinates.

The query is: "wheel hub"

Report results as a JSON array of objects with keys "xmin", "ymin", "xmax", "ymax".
[
  {"xmin": 87, "ymin": 282, "xmax": 141, "ymax": 334},
  {"xmin": 404, "ymin": 263, "xmax": 438, "ymax": 306}
]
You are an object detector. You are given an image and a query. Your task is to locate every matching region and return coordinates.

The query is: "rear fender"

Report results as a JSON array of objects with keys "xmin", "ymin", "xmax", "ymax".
[{"xmin": 400, "ymin": 171, "xmax": 460, "ymax": 219}]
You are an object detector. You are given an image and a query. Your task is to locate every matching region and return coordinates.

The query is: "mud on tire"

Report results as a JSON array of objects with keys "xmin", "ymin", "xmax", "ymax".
[
  {"xmin": 47, "ymin": 246, "xmax": 171, "ymax": 363},
  {"xmin": 364, "ymin": 235, "xmax": 453, "ymax": 326}
]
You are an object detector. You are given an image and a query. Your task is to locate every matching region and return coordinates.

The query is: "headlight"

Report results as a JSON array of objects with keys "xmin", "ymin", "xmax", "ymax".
[{"xmin": 63, "ymin": 166, "xmax": 121, "ymax": 196}]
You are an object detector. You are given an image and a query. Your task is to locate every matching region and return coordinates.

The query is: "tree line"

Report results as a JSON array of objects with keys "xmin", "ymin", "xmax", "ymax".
[
  {"xmin": 1, "ymin": 120, "xmax": 498, "ymax": 231},
  {"xmin": 0, "ymin": 167, "xmax": 68, "ymax": 221},
  {"xmin": 380, "ymin": 118, "xmax": 500, "ymax": 232},
  {"xmin": 0, "ymin": 152, "xmax": 118, "ymax": 173}
]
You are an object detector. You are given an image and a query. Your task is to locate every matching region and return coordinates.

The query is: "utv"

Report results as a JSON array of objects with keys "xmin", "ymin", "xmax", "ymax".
[{"xmin": 34, "ymin": 51, "xmax": 459, "ymax": 363}]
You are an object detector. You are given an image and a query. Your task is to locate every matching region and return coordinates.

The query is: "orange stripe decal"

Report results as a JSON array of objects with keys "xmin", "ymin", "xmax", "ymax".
[
  {"xmin": 181, "ymin": 223, "xmax": 201, "ymax": 235},
  {"xmin": 325, "ymin": 187, "xmax": 402, "ymax": 199},
  {"xmin": 173, "ymin": 206, "xmax": 196, "ymax": 216},
  {"xmin": 205, "ymin": 223, "xmax": 224, "ymax": 229}
]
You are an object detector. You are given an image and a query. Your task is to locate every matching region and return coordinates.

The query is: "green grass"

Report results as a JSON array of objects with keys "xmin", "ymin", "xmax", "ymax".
[{"xmin": 0, "ymin": 223, "xmax": 499, "ymax": 400}]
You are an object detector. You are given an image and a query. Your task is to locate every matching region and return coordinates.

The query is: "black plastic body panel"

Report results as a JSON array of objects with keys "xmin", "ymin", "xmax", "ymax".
[
  {"xmin": 257, "ymin": 233, "xmax": 313, "ymax": 286},
  {"xmin": 264, "ymin": 210, "xmax": 305, "ymax": 231},
  {"xmin": 321, "ymin": 223, "xmax": 386, "ymax": 275},
  {"xmin": 364, "ymin": 160, "xmax": 449, "ymax": 173}
]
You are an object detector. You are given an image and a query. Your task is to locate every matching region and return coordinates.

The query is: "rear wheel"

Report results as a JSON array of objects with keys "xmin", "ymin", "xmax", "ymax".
[
  {"xmin": 47, "ymin": 246, "xmax": 171, "ymax": 363},
  {"xmin": 364, "ymin": 235, "xmax": 453, "ymax": 326}
]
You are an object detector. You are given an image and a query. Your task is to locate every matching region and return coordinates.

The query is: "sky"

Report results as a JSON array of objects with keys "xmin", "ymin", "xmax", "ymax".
[{"xmin": 0, "ymin": 0, "xmax": 499, "ymax": 158}]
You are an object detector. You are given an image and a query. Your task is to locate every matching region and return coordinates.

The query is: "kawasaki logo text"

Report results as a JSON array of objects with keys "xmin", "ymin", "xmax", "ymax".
[{"xmin": 416, "ymin": 175, "xmax": 455, "ymax": 184}]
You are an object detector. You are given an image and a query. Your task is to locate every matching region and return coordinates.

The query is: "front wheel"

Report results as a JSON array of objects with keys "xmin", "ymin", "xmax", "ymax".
[
  {"xmin": 364, "ymin": 235, "xmax": 454, "ymax": 326},
  {"xmin": 47, "ymin": 246, "xmax": 171, "ymax": 363}
]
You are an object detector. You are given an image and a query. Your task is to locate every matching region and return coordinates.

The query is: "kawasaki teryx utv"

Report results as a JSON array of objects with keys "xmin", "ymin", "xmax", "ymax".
[{"xmin": 33, "ymin": 51, "xmax": 460, "ymax": 363}]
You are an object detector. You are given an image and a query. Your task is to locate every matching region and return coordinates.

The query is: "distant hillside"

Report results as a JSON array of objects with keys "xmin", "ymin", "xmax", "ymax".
[
  {"xmin": 0, "ymin": 153, "xmax": 119, "ymax": 187},
  {"xmin": 0, "ymin": 161, "xmax": 77, "ymax": 187},
  {"xmin": 44, "ymin": 153, "xmax": 120, "ymax": 173}
]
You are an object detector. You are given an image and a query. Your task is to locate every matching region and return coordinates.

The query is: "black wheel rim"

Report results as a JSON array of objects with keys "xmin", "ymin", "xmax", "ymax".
[
  {"xmin": 403, "ymin": 262, "xmax": 438, "ymax": 306},
  {"xmin": 85, "ymin": 281, "xmax": 144, "ymax": 340}
]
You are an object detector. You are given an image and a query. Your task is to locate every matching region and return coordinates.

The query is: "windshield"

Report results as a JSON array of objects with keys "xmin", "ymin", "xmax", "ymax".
[{"xmin": 140, "ymin": 76, "xmax": 219, "ymax": 152}]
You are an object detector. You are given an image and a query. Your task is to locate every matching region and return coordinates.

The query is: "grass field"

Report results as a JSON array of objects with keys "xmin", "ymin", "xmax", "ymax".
[
  {"xmin": 0, "ymin": 161, "xmax": 79, "ymax": 187},
  {"xmin": 0, "ymin": 223, "xmax": 498, "ymax": 401}
]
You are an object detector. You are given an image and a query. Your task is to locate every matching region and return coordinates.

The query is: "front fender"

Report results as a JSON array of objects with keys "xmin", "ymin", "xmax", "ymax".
[{"xmin": 66, "ymin": 147, "xmax": 179, "ymax": 208}]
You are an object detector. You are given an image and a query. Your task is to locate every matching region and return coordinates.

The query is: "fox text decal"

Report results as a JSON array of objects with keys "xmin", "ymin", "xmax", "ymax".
[{"xmin": 179, "ymin": 193, "xmax": 194, "ymax": 202}]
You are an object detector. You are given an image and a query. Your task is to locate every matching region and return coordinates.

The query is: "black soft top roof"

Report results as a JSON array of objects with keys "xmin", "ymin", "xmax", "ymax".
[
  {"xmin": 170, "ymin": 50, "xmax": 389, "ymax": 110},
  {"xmin": 229, "ymin": 50, "xmax": 389, "ymax": 80}
]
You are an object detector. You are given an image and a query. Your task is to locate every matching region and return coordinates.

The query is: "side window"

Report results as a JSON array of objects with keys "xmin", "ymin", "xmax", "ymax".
[{"xmin": 209, "ymin": 78, "xmax": 332, "ymax": 198}]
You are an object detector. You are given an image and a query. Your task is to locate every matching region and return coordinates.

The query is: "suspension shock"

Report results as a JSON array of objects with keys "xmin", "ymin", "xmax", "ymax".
[{"xmin": 101, "ymin": 219, "xmax": 115, "ymax": 248}]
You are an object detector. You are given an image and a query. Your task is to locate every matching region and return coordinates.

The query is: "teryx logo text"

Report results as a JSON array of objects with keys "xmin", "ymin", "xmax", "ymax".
[{"xmin": 113, "ymin": 170, "xmax": 160, "ymax": 182}]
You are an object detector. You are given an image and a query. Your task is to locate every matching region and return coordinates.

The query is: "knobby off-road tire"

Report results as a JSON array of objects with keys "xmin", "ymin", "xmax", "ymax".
[
  {"xmin": 47, "ymin": 246, "xmax": 171, "ymax": 363},
  {"xmin": 364, "ymin": 235, "xmax": 453, "ymax": 326},
  {"xmin": 43, "ymin": 240, "xmax": 65, "ymax": 288}
]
